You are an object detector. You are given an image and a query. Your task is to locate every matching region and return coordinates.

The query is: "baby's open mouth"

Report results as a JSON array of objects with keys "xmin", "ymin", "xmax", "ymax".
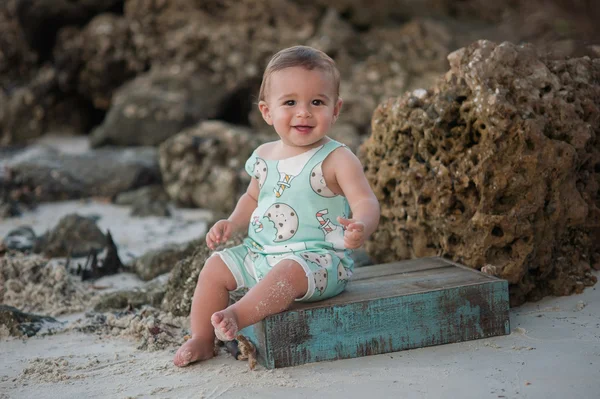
[{"xmin": 293, "ymin": 125, "xmax": 314, "ymax": 133}]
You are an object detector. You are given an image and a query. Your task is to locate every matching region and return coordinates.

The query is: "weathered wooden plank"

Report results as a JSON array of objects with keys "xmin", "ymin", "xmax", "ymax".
[
  {"xmin": 239, "ymin": 257, "xmax": 510, "ymax": 369},
  {"xmin": 293, "ymin": 263, "xmax": 489, "ymax": 309},
  {"xmin": 348, "ymin": 257, "xmax": 450, "ymax": 281}
]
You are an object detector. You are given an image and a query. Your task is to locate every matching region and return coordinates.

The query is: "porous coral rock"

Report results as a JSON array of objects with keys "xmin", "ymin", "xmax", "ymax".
[
  {"xmin": 162, "ymin": 234, "xmax": 245, "ymax": 316},
  {"xmin": 0, "ymin": 253, "xmax": 92, "ymax": 316},
  {"xmin": 0, "ymin": 66, "xmax": 92, "ymax": 146},
  {"xmin": 159, "ymin": 121, "xmax": 269, "ymax": 213},
  {"xmin": 125, "ymin": 0, "xmax": 319, "ymax": 90},
  {"xmin": 53, "ymin": 13, "xmax": 146, "ymax": 110},
  {"xmin": 339, "ymin": 19, "xmax": 454, "ymax": 130},
  {"xmin": 362, "ymin": 40, "xmax": 599, "ymax": 305}
]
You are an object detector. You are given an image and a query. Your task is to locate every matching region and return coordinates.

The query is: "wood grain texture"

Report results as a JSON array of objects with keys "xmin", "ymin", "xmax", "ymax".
[{"xmin": 239, "ymin": 257, "xmax": 510, "ymax": 368}]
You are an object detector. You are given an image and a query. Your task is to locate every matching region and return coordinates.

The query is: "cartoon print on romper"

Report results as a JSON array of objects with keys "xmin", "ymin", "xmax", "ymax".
[
  {"xmin": 243, "ymin": 248, "xmax": 261, "ymax": 282},
  {"xmin": 251, "ymin": 216, "xmax": 264, "ymax": 233},
  {"xmin": 309, "ymin": 162, "xmax": 337, "ymax": 197},
  {"xmin": 337, "ymin": 262, "xmax": 352, "ymax": 284},
  {"xmin": 264, "ymin": 203, "xmax": 299, "ymax": 242},
  {"xmin": 300, "ymin": 252, "xmax": 333, "ymax": 268},
  {"xmin": 246, "ymin": 238, "xmax": 264, "ymax": 252},
  {"xmin": 252, "ymin": 158, "xmax": 268, "ymax": 189},
  {"xmin": 313, "ymin": 268, "xmax": 328, "ymax": 296},
  {"xmin": 315, "ymin": 209, "xmax": 345, "ymax": 248},
  {"xmin": 273, "ymin": 145, "xmax": 322, "ymax": 198}
]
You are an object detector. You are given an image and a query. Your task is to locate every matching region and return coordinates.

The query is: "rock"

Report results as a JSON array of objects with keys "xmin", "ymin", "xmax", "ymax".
[
  {"xmin": 307, "ymin": 7, "xmax": 355, "ymax": 64},
  {"xmin": 53, "ymin": 13, "xmax": 146, "ymax": 110},
  {"xmin": 93, "ymin": 275, "xmax": 167, "ymax": 312},
  {"xmin": 124, "ymin": 0, "xmax": 320, "ymax": 90},
  {"xmin": 362, "ymin": 40, "xmax": 599, "ymax": 305},
  {"xmin": 89, "ymin": 66, "xmax": 230, "ymax": 147},
  {"xmin": 38, "ymin": 213, "xmax": 106, "ymax": 257},
  {"xmin": 0, "ymin": 66, "xmax": 93, "ymax": 146},
  {"xmin": 14, "ymin": 0, "xmax": 123, "ymax": 60},
  {"xmin": 339, "ymin": 19, "xmax": 453, "ymax": 131},
  {"xmin": 159, "ymin": 121, "xmax": 268, "ymax": 213},
  {"xmin": 130, "ymin": 240, "xmax": 200, "ymax": 282},
  {"xmin": 114, "ymin": 185, "xmax": 170, "ymax": 218},
  {"xmin": 0, "ymin": 0, "xmax": 38, "ymax": 90},
  {"xmin": 70, "ymin": 230, "xmax": 124, "ymax": 281},
  {"xmin": 162, "ymin": 234, "xmax": 245, "ymax": 316},
  {"xmin": 0, "ymin": 253, "xmax": 93, "ymax": 316},
  {"xmin": 2, "ymin": 226, "xmax": 37, "ymax": 252},
  {"xmin": 0, "ymin": 305, "xmax": 60, "ymax": 337},
  {"xmin": 4, "ymin": 145, "xmax": 160, "ymax": 202},
  {"xmin": 303, "ymin": 0, "xmax": 426, "ymax": 28}
]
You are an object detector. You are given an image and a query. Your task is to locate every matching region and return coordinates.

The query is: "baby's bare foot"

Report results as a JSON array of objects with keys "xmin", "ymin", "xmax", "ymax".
[
  {"xmin": 211, "ymin": 308, "xmax": 239, "ymax": 341},
  {"xmin": 173, "ymin": 337, "xmax": 215, "ymax": 367}
]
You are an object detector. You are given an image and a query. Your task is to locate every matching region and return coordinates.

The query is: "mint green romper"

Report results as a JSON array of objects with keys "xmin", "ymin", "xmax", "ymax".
[{"xmin": 214, "ymin": 139, "xmax": 354, "ymax": 302}]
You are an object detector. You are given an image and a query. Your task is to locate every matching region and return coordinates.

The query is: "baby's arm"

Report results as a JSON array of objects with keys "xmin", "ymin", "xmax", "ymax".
[
  {"xmin": 206, "ymin": 178, "xmax": 259, "ymax": 249},
  {"xmin": 228, "ymin": 178, "xmax": 259, "ymax": 231},
  {"xmin": 331, "ymin": 148, "xmax": 380, "ymax": 248}
]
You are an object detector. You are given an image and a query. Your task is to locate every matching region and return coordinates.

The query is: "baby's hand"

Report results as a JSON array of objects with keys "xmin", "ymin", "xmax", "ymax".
[
  {"xmin": 337, "ymin": 217, "xmax": 366, "ymax": 249},
  {"xmin": 206, "ymin": 219, "xmax": 236, "ymax": 250}
]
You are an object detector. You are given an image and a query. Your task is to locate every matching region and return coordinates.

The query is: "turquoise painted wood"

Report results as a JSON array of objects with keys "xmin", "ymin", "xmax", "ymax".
[{"xmin": 239, "ymin": 257, "xmax": 510, "ymax": 369}]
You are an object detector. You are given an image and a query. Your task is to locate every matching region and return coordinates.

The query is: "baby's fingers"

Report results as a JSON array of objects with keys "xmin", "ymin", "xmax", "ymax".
[
  {"xmin": 206, "ymin": 232, "xmax": 216, "ymax": 249},
  {"xmin": 345, "ymin": 230, "xmax": 363, "ymax": 241},
  {"xmin": 346, "ymin": 222, "xmax": 365, "ymax": 232},
  {"xmin": 344, "ymin": 230, "xmax": 364, "ymax": 248},
  {"xmin": 221, "ymin": 224, "xmax": 233, "ymax": 242}
]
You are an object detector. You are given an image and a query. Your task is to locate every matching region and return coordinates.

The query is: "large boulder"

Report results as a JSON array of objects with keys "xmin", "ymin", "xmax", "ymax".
[
  {"xmin": 53, "ymin": 13, "xmax": 146, "ymax": 110},
  {"xmin": 14, "ymin": 0, "xmax": 123, "ymax": 60},
  {"xmin": 0, "ymin": 0, "xmax": 38, "ymax": 90},
  {"xmin": 4, "ymin": 145, "xmax": 160, "ymax": 202},
  {"xmin": 114, "ymin": 185, "xmax": 171, "ymax": 218},
  {"xmin": 159, "ymin": 121, "xmax": 268, "ymax": 213},
  {"xmin": 89, "ymin": 67, "xmax": 229, "ymax": 147},
  {"xmin": 0, "ymin": 66, "xmax": 93, "ymax": 146},
  {"xmin": 124, "ymin": 0, "xmax": 320, "ymax": 90},
  {"xmin": 362, "ymin": 40, "xmax": 599, "ymax": 305},
  {"xmin": 339, "ymin": 19, "xmax": 454, "ymax": 132}
]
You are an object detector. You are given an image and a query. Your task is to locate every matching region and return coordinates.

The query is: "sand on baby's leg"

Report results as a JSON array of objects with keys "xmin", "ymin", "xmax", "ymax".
[
  {"xmin": 211, "ymin": 259, "xmax": 308, "ymax": 341},
  {"xmin": 173, "ymin": 256, "xmax": 237, "ymax": 367}
]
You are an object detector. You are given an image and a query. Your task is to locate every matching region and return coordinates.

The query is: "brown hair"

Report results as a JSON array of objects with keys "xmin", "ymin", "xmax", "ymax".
[{"xmin": 258, "ymin": 45, "xmax": 341, "ymax": 102}]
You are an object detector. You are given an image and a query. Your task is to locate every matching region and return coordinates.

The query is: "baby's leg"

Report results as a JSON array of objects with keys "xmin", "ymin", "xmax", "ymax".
[
  {"xmin": 173, "ymin": 255, "xmax": 237, "ymax": 367},
  {"xmin": 211, "ymin": 260, "xmax": 308, "ymax": 341}
]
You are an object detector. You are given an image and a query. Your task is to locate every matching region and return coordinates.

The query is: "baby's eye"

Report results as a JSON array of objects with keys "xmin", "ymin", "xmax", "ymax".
[
  {"xmin": 312, "ymin": 99, "xmax": 324, "ymax": 106},
  {"xmin": 284, "ymin": 100, "xmax": 295, "ymax": 106}
]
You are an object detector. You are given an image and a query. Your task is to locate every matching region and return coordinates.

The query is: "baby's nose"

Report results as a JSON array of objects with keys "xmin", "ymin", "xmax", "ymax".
[{"xmin": 296, "ymin": 108, "xmax": 311, "ymax": 118}]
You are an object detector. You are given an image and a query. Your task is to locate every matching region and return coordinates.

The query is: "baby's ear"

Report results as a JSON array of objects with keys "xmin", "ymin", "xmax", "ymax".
[
  {"xmin": 333, "ymin": 97, "xmax": 343, "ymax": 122},
  {"xmin": 258, "ymin": 101, "xmax": 273, "ymax": 125}
]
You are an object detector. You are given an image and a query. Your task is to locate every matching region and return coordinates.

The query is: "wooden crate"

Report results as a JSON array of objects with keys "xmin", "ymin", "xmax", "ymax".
[{"xmin": 239, "ymin": 257, "xmax": 510, "ymax": 369}]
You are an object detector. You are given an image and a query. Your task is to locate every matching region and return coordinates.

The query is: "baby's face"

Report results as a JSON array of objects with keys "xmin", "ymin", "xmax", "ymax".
[{"xmin": 259, "ymin": 66, "xmax": 342, "ymax": 149}]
